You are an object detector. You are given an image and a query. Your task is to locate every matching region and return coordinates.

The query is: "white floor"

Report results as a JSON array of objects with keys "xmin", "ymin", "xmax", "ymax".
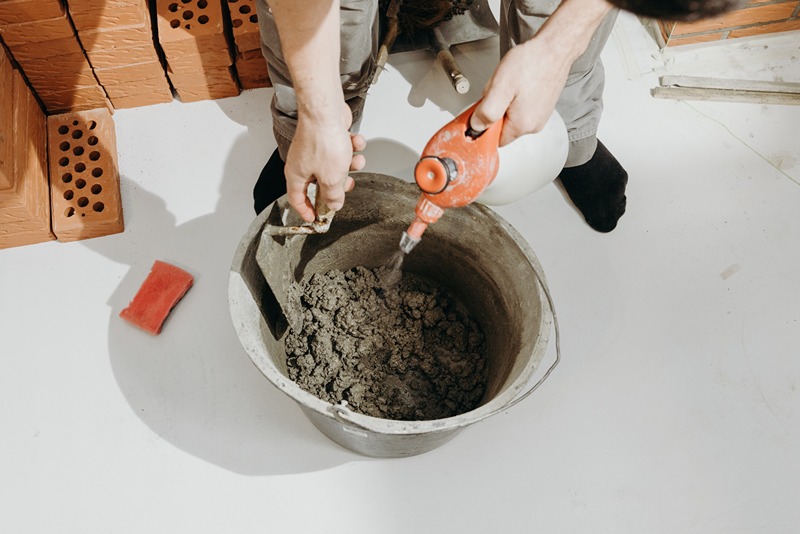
[{"xmin": 2, "ymin": 13, "xmax": 799, "ymax": 533}]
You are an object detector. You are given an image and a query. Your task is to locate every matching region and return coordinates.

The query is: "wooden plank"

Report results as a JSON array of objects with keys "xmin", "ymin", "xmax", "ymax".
[
  {"xmin": 660, "ymin": 75, "xmax": 800, "ymax": 94},
  {"xmin": 651, "ymin": 86, "xmax": 800, "ymax": 105}
]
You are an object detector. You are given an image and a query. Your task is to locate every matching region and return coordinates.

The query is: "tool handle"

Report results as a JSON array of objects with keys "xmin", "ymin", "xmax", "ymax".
[{"xmin": 436, "ymin": 49, "xmax": 470, "ymax": 94}]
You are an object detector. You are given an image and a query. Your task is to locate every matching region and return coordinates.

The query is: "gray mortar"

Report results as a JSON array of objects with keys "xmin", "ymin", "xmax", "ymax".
[{"xmin": 284, "ymin": 265, "xmax": 488, "ymax": 421}]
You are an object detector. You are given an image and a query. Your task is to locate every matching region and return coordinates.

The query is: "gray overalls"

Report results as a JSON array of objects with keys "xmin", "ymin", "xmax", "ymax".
[{"xmin": 256, "ymin": 0, "xmax": 617, "ymax": 168}]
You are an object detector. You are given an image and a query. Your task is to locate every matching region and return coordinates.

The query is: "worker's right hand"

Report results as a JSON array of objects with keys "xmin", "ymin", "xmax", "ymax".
[{"xmin": 284, "ymin": 102, "xmax": 366, "ymax": 222}]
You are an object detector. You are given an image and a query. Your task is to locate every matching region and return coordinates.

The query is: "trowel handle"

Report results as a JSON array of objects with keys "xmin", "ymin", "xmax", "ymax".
[
  {"xmin": 437, "ymin": 49, "xmax": 470, "ymax": 94},
  {"xmin": 430, "ymin": 31, "xmax": 470, "ymax": 95},
  {"xmin": 314, "ymin": 194, "xmax": 335, "ymax": 224}
]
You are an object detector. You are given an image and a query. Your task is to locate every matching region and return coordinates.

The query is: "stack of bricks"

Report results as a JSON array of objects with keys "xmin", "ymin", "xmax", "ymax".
[
  {"xmin": 0, "ymin": 43, "xmax": 53, "ymax": 249},
  {"xmin": 0, "ymin": 0, "xmax": 110, "ymax": 113},
  {"xmin": 67, "ymin": 0, "xmax": 173, "ymax": 109},
  {"xmin": 227, "ymin": 0, "xmax": 270, "ymax": 89},
  {"xmin": 155, "ymin": 0, "xmax": 240, "ymax": 102},
  {"xmin": 659, "ymin": 0, "xmax": 800, "ymax": 46}
]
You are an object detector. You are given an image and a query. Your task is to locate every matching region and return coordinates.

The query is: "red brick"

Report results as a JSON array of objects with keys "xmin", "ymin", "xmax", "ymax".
[
  {"xmin": 165, "ymin": 47, "xmax": 233, "ymax": 72},
  {"xmin": 236, "ymin": 54, "xmax": 270, "ymax": 89},
  {"xmin": 0, "ymin": 47, "xmax": 14, "ymax": 190},
  {"xmin": 38, "ymin": 86, "xmax": 112, "ymax": 114},
  {"xmin": 8, "ymin": 35, "xmax": 83, "ymax": 62},
  {"xmin": 0, "ymin": 68, "xmax": 53, "ymax": 249},
  {"xmin": 669, "ymin": 2, "xmax": 797, "ymax": 35},
  {"xmin": 0, "ymin": 0, "xmax": 64, "ymax": 25},
  {"xmin": 0, "ymin": 12, "xmax": 74, "ymax": 46},
  {"xmin": 156, "ymin": 0, "xmax": 224, "ymax": 42},
  {"xmin": 110, "ymin": 90, "xmax": 174, "ymax": 110},
  {"xmin": 103, "ymin": 77, "xmax": 172, "ymax": 99},
  {"xmin": 85, "ymin": 42, "xmax": 161, "ymax": 69},
  {"xmin": 69, "ymin": 0, "xmax": 150, "ymax": 32},
  {"xmin": 80, "ymin": 21, "xmax": 153, "ymax": 51},
  {"xmin": 94, "ymin": 61, "xmax": 167, "ymax": 86},
  {"xmin": 48, "ymin": 108, "xmax": 124, "ymax": 242},
  {"xmin": 167, "ymin": 64, "xmax": 237, "ymax": 87},
  {"xmin": 24, "ymin": 68, "xmax": 101, "ymax": 91},
  {"xmin": 175, "ymin": 81, "xmax": 240, "ymax": 102},
  {"xmin": 160, "ymin": 31, "xmax": 229, "ymax": 59},
  {"xmin": 728, "ymin": 18, "xmax": 800, "ymax": 37}
]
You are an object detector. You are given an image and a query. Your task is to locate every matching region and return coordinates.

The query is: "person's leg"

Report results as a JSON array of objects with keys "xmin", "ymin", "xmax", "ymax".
[
  {"xmin": 501, "ymin": 0, "xmax": 627, "ymax": 232},
  {"xmin": 253, "ymin": 0, "xmax": 379, "ymax": 214}
]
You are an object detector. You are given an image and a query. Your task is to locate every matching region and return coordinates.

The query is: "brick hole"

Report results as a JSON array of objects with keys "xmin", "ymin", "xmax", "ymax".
[
  {"xmin": 198, "ymin": 0, "xmax": 208, "ymax": 8},
  {"xmin": 170, "ymin": 19, "xmax": 180, "ymax": 28},
  {"xmin": 73, "ymin": 146, "xmax": 84, "ymax": 156},
  {"xmin": 229, "ymin": 0, "xmax": 238, "ymax": 3},
  {"xmin": 72, "ymin": 130, "xmax": 83, "ymax": 140},
  {"xmin": 250, "ymin": 14, "xmax": 257, "ymax": 23},
  {"xmin": 169, "ymin": 2, "xmax": 179, "ymax": 12},
  {"xmin": 87, "ymin": 121, "xmax": 97, "ymax": 130},
  {"xmin": 59, "ymin": 141, "xmax": 70, "ymax": 151},
  {"xmin": 62, "ymin": 173, "xmax": 72, "ymax": 183},
  {"xmin": 91, "ymin": 184, "xmax": 102, "ymax": 195},
  {"xmin": 65, "ymin": 207, "xmax": 75, "ymax": 217},
  {"xmin": 89, "ymin": 151, "xmax": 101, "ymax": 161},
  {"xmin": 75, "ymin": 178, "xmax": 87, "ymax": 189},
  {"xmin": 64, "ymin": 190, "xmax": 74, "ymax": 201},
  {"xmin": 92, "ymin": 168, "xmax": 104, "ymax": 178},
  {"xmin": 198, "ymin": 14, "xmax": 209, "ymax": 24},
  {"xmin": 232, "ymin": 18, "xmax": 243, "ymax": 28},
  {"xmin": 93, "ymin": 202, "xmax": 105, "ymax": 213},
  {"xmin": 239, "ymin": 4, "xmax": 251, "ymax": 14},
  {"xmin": 75, "ymin": 162, "xmax": 86, "ymax": 173},
  {"xmin": 87, "ymin": 136, "xmax": 98, "ymax": 146},
  {"xmin": 77, "ymin": 197, "xmax": 89, "ymax": 208},
  {"xmin": 59, "ymin": 157, "xmax": 69, "ymax": 167},
  {"xmin": 183, "ymin": 10, "xmax": 194, "ymax": 20},
  {"xmin": 72, "ymin": 120, "xmax": 79, "ymax": 126},
  {"xmin": 181, "ymin": 0, "xmax": 190, "ymax": 3},
  {"xmin": 58, "ymin": 125, "xmax": 69, "ymax": 135}
]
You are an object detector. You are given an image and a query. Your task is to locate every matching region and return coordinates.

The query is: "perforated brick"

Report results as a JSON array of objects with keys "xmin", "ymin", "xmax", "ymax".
[
  {"xmin": 48, "ymin": 109, "xmax": 124, "ymax": 242},
  {"xmin": 227, "ymin": 0, "xmax": 260, "ymax": 52},
  {"xmin": 156, "ymin": 0, "xmax": 225, "ymax": 43}
]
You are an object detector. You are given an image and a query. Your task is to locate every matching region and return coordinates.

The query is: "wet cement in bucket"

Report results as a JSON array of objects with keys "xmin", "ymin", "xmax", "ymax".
[{"xmin": 284, "ymin": 265, "xmax": 488, "ymax": 421}]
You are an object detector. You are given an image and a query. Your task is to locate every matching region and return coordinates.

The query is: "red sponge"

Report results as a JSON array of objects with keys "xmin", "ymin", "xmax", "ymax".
[{"xmin": 119, "ymin": 260, "xmax": 194, "ymax": 335}]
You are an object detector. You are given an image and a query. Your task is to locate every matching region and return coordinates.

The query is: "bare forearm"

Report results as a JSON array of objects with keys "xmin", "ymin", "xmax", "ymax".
[
  {"xmin": 527, "ymin": 0, "xmax": 613, "ymax": 63},
  {"xmin": 268, "ymin": 0, "xmax": 343, "ymax": 124}
]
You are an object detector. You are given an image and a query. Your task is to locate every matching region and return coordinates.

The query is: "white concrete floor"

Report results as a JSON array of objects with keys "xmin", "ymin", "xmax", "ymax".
[{"xmin": 2, "ymin": 13, "xmax": 799, "ymax": 533}]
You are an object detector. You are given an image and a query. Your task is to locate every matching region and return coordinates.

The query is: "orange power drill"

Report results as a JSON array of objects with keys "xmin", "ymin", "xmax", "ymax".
[{"xmin": 400, "ymin": 102, "xmax": 503, "ymax": 253}]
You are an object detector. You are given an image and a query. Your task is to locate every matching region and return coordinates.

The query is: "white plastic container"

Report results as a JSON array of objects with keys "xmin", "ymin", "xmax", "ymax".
[{"xmin": 477, "ymin": 110, "xmax": 569, "ymax": 206}]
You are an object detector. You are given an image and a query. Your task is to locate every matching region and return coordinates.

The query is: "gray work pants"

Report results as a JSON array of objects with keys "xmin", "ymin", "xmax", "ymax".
[{"xmin": 256, "ymin": 0, "xmax": 617, "ymax": 167}]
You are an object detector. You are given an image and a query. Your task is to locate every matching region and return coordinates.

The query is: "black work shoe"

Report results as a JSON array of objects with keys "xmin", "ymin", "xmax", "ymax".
[
  {"xmin": 253, "ymin": 148, "xmax": 287, "ymax": 215},
  {"xmin": 558, "ymin": 141, "xmax": 628, "ymax": 233}
]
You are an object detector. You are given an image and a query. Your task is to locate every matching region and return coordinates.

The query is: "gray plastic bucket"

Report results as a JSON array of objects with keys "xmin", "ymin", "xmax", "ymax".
[{"xmin": 228, "ymin": 173, "xmax": 558, "ymax": 458}]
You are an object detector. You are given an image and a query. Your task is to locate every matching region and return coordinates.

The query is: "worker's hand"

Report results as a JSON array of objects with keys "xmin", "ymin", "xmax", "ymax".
[
  {"xmin": 470, "ymin": 38, "xmax": 571, "ymax": 147},
  {"xmin": 284, "ymin": 102, "xmax": 366, "ymax": 222}
]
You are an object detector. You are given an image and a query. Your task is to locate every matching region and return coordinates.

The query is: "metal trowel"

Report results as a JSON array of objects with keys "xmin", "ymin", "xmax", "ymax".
[
  {"xmin": 257, "ymin": 189, "xmax": 334, "ymax": 332},
  {"xmin": 373, "ymin": 0, "xmax": 499, "ymax": 94}
]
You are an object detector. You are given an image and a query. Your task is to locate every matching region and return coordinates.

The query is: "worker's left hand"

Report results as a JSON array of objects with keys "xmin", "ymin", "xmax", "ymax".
[{"xmin": 469, "ymin": 37, "xmax": 571, "ymax": 147}]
